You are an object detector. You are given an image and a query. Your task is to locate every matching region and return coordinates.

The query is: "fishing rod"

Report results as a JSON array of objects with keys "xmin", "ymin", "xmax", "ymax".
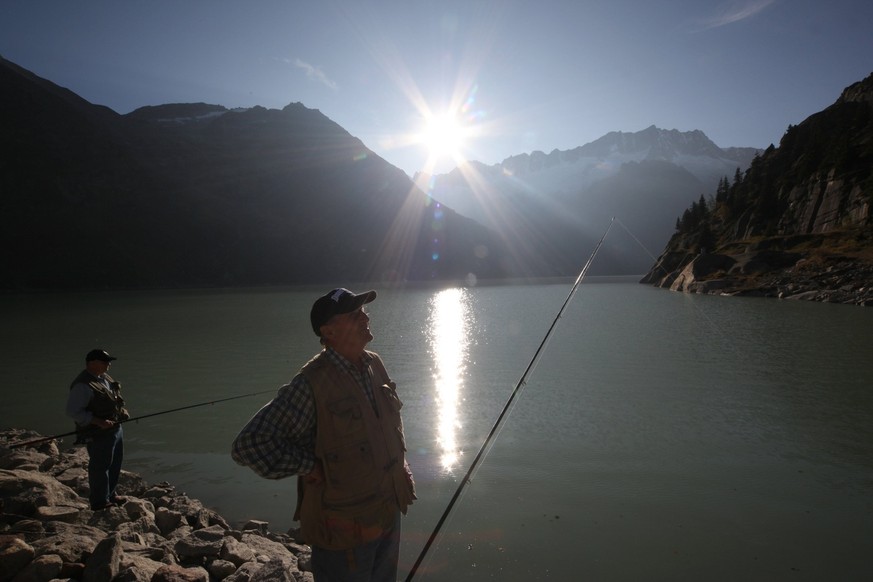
[
  {"xmin": 7, "ymin": 389, "xmax": 276, "ymax": 450},
  {"xmin": 405, "ymin": 217, "xmax": 615, "ymax": 581}
]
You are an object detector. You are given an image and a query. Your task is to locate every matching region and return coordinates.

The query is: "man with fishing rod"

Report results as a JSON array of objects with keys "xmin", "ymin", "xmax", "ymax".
[
  {"xmin": 65, "ymin": 349, "xmax": 130, "ymax": 511},
  {"xmin": 232, "ymin": 288, "xmax": 416, "ymax": 581}
]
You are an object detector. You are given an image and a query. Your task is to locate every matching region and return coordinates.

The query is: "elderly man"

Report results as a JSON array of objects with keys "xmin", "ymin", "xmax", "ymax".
[
  {"xmin": 232, "ymin": 288, "xmax": 415, "ymax": 581},
  {"xmin": 66, "ymin": 349, "xmax": 130, "ymax": 510}
]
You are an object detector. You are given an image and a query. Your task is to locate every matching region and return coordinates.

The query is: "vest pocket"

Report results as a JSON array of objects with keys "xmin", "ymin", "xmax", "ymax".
[
  {"xmin": 326, "ymin": 396, "xmax": 364, "ymax": 436},
  {"xmin": 380, "ymin": 382, "xmax": 403, "ymax": 412},
  {"xmin": 379, "ymin": 383, "xmax": 408, "ymax": 451},
  {"xmin": 322, "ymin": 439, "xmax": 378, "ymax": 495}
]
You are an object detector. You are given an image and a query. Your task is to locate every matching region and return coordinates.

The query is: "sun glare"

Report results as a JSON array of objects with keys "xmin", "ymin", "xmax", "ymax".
[
  {"xmin": 419, "ymin": 112, "xmax": 469, "ymax": 161},
  {"xmin": 427, "ymin": 287, "xmax": 472, "ymax": 472}
]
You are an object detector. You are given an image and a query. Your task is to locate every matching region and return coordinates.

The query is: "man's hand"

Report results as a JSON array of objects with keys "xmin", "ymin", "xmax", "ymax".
[
  {"xmin": 92, "ymin": 418, "xmax": 115, "ymax": 429},
  {"xmin": 305, "ymin": 460, "xmax": 325, "ymax": 485}
]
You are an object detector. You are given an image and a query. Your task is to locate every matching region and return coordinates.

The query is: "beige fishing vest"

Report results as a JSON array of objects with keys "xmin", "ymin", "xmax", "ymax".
[{"xmin": 297, "ymin": 350, "xmax": 415, "ymax": 550}]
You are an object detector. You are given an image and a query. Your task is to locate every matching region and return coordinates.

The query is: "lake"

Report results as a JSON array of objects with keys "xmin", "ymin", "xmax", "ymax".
[{"xmin": 2, "ymin": 281, "xmax": 871, "ymax": 581}]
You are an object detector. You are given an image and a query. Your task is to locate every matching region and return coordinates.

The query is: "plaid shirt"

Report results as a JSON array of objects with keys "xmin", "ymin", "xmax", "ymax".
[{"xmin": 231, "ymin": 348, "xmax": 377, "ymax": 478}]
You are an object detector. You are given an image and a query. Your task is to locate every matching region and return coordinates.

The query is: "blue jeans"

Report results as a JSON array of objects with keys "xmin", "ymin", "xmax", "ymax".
[
  {"xmin": 86, "ymin": 425, "xmax": 123, "ymax": 509},
  {"xmin": 311, "ymin": 511, "xmax": 401, "ymax": 582}
]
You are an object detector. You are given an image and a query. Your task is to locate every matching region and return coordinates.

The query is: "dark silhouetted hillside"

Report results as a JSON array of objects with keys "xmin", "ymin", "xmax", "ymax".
[{"xmin": 0, "ymin": 57, "xmax": 513, "ymax": 290}]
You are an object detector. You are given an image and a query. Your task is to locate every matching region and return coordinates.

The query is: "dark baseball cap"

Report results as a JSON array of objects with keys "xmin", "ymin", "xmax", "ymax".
[
  {"xmin": 310, "ymin": 288, "xmax": 377, "ymax": 336},
  {"xmin": 86, "ymin": 349, "xmax": 117, "ymax": 362}
]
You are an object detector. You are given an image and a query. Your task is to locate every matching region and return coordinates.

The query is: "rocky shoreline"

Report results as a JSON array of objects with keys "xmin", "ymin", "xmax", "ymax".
[
  {"xmin": 641, "ymin": 248, "xmax": 873, "ymax": 306},
  {"xmin": 0, "ymin": 429, "xmax": 311, "ymax": 582}
]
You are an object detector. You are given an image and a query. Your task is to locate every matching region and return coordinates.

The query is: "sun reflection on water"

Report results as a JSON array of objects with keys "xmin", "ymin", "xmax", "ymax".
[{"xmin": 427, "ymin": 287, "xmax": 472, "ymax": 473}]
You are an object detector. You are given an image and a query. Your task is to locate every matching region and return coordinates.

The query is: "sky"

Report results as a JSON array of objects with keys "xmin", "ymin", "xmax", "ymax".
[{"xmin": 2, "ymin": 0, "xmax": 871, "ymax": 177}]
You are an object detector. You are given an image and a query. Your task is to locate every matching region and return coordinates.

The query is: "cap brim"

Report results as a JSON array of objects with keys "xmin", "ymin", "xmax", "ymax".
[
  {"xmin": 357, "ymin": 290, "xmax": 377, "ymax": 305},
  {"xmin": 341, "ymin": 290, "xmax": 376, "ymax": 313}
]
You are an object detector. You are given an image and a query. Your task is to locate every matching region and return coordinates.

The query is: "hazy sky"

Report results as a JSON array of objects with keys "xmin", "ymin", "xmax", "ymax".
[{"xmin": 2, "ymin": 0, "xmax": 871, "ymax": 177}]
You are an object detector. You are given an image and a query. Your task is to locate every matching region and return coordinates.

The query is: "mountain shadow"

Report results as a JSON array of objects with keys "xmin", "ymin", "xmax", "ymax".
[{"xmin": 0, "ymin": 57, "xmax": 512, "ymax": 291}]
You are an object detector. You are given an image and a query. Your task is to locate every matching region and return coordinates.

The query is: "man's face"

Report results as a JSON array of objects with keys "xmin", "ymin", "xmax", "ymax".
[
  {"xmin": 322, "ymin": 306, "xmax": 373, "ymax": 351},
  {"xmin": 87, "ymin": 360, "xmax": 111, "ymax": 376}
]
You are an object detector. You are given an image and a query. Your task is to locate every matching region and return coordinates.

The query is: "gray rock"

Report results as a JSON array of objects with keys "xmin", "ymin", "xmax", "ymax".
[
  {"xmin": 30, "ymin": 523, "xmax": 102, "ymax": 563},
  {"xmin": 241, "ymin": 520, "xmax": 269, "ymax": 534},
  {"xmin": 239, "ymin": 533, "xmax": 297, "ymax": 568},
  {"xmin": 191, "ymin": 524, "xmax": 227, "ymax": 542},
  {"xmin": 0, "ymin": 469, "xmax": 84, "ymax": 516},
  {"xmin": 173, "ymin": 534, "xmax": 224, "ymax": 560},
  {"xmin": 7, "ymin": 520, "xmax": 44, "ymax": 541},
  {"xmin": 166, "ymin": 525, "xmax": 194, "ymax": 542},
  {"xmin": 83, "ymin": 532, "xmax": 122, "ymax": 582},
  {"xmin": 155, "ymin": 507, "xmax": 185, "ymax": 536},
  {"xmin": 115, "ymin": 515, "xmax": 162, "ymax": 544},
  {"xmin": 117, "ymin": 553, "xmax": 167, "ymax": 581},
  {"xmin": 113, "ymin": 565, "xmax": 154, "ymax": 582},
  {"xmin": 123, "ymin": 498, "xmax": 155, "ymax": 521},
  {"xmin": 248, "ymin": 557, "xmax": 297, "ymax": 582},
  {"xmin": 220, "ymin": 536, "xmax": 255, "ymax": 567},
  {"xmin": 151, "ymin": 563, "xmax": 209, "ymax": 582},
  {"xmin": 0, "ymin": 449, "xmax": 50, "ymax": 471},
  {"xmin": 206, "ymin": 558, "xmax": 237, "ymax": 580},
  {"xmin": 87, "ymin": 504, "xmax": 130, "ymax": 530},
  {"xmin": 222, "ymin": 561, "xmax": 260, "ymax": 582},
  {"xmin": 33, "ymin": 505, "xmax": 80, "ymax": 523},
  {"xmin": 54, "ymin": 467, "xmax": 87, "ymax": 488},
  {"xmin": 0, "ymin": 535, "xmax": 35, "ymax": 581},
  {"xmin": 8, "ymin": 553, "xmax": 62, "ymax": 582}
]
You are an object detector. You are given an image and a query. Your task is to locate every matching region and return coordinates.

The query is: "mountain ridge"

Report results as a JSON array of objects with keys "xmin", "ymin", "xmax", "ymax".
[
  {"xmin": 420, "ymin": 126, "xmax": 760, "ymax": 275},
  {"xmin": 6, "ymin": 54, "xmax": 864, "ymax": 295},
  {"xmin": 0, "ymin": 56, "xmax": 513, "ymax": 290}
]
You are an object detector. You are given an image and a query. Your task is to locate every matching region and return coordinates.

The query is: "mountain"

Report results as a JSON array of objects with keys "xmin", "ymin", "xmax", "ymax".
[
  {"xmin": 0, "ymin": 57, "xmax": 512, "ymax": 291},
  {"xmin": 423, "ymin": 126, "xmax": 760, "ymax": 275},
  {"xmin": 641, "ymin": 73, "xmax": 873, "ymax": 306}
]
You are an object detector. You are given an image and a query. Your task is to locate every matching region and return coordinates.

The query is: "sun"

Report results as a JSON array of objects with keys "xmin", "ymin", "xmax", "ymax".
[{"xmin": 417, "ymin": 112, "xmax": 469, "ymax": 163}]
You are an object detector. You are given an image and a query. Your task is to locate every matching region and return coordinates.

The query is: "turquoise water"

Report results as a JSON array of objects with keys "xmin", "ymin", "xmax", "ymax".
[{"xmin": 2, "ymin": 282, "xmax": 872, "ymax": 580}]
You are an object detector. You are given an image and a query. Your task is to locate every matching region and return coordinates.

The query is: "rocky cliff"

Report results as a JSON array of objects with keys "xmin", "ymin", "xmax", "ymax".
[{"xmin": 642, "ymin": 73, "xmax": 873, "ymax": 306}]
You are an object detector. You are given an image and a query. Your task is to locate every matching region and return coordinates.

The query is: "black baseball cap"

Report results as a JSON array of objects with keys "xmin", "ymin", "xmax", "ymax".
[
  {"xmin": 310, "ymin": 288, "xmax": 376, "ymax": 336},
  {"xmin": 86, "ymin": 349, "xmax": 117, "ymax": 362}
]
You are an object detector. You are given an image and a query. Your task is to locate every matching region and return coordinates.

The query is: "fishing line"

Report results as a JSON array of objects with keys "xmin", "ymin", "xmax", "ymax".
[
  {"xmin": 405, "ymin": 217, "xmax": 615, "ymax": 582},
  {"xmin": 613, "ymin": 217, "xmax": 661, "ymax": 265},
  {"xmin": 612, "ymin": 216, "xmax": 746, "ymax": 344},
  {"xmin": 7, "ymin": 390, "xmax": 276, "ymax": 449}
]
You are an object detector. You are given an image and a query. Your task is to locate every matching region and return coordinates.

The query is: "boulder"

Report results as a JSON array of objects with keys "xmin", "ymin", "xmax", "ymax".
[
  {"xmin": 0, "ymin": 469, "xmax": 84, "ymax": 516},
  {"xmin": 7, "ymin": 553, "xmax": 62, "ymax": 582},
  {"xmin": 206, "ymin": 558, "xmax": 237, "ymax": 580},
  {"xmin": 0, "ymin": 535, "xmax": 35, "ymax": 581},
  {"xmin": 223, "ymin": 561, "xmax": 261, "ymax": 582},
  {"xmin": 30, "ymin": 522, "xmax": 104, "ymax": 563},
  {"xmin": 151, "ymin": 563, "xmax": 210, "ymax": 582},
  {"xmin": 155, "ymin": 507, "xmax": 186, "ymax": 536},
  {"xmin": 83, "ymin": 532, "xmax": 123, "ymax": 582},
  {"xmin": 248, "ymin": 557, "xmax": 297, "ymax": 582},
  {"xmin": 220, "ymin": 536, "xmax": 255, "ymax": 567}
]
